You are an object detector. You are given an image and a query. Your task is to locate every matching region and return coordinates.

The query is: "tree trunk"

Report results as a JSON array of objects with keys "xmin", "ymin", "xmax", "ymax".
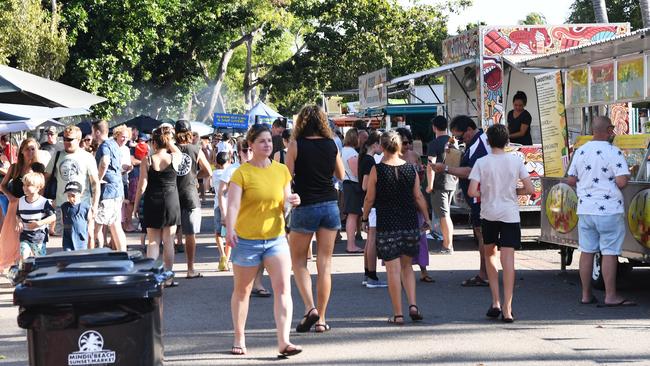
[
  {"xmin": 243, "ymin": 36, "xmax": 254, "ymax": 109},
  {"xmin": 591, "ymin": 0, "xmax": 608, "ymax": 23},
  {"xmin": 641, "ymin": 0, "xmax": 650, "ymax": 28},
  {"xmin": 199, "ymin": 26, "xmax": 264, "ymax": 122},
  {"xmin": 182, "ymin": 93, "xmax": 193, "ymax": 120}
]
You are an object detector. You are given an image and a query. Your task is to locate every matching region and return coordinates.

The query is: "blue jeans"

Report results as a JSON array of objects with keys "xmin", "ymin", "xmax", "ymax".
[
  {"xmin": 290, "ymin": 200, "xmax": 341, "ymax": 233},
  {"xmin": 231, "ymin": 236, "xmax": 289, "ymax": 267}
]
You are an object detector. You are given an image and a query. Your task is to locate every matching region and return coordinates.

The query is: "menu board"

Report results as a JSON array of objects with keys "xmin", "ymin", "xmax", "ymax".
[
  {"xmin": 617, "ymin": 56, "xmax": 644, "ymax": 101},
  {"xmin": 535, "ymin": 71, "xmax": 570, "ymax": 177},
  {"xmin": 566, "ymin": 67, "xmax": 588, "ymax": 106},
  {"xmin": 590, "ymin": 61, "xmax": 615, "ymax": 103}
]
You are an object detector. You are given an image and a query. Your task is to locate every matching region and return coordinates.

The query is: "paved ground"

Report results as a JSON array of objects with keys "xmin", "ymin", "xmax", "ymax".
[{"xmin": 1, "ymin": 201, "xmax": 650, "ymax": 365}]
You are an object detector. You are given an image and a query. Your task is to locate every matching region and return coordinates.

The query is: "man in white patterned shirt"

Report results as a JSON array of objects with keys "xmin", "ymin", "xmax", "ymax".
[{"xmin": 566, "ymin": 116, "xmax": 635, "ymax": 307}]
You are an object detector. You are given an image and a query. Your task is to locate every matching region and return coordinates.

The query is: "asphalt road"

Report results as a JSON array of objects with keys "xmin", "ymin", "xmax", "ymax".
[{"xmin": 1, "ymin": 203, "xmax": 650, "ymax": 365}]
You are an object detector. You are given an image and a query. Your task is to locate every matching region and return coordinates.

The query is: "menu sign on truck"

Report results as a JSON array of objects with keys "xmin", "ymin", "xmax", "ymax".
[{"xmin": 535, "ymin": 71, "xmax": 570, "ymax": 177}]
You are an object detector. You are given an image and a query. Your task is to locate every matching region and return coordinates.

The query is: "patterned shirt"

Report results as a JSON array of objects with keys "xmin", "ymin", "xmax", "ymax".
[{"xmin": 567, "ymin": 141, "xmax": 629, "ymax": 215}]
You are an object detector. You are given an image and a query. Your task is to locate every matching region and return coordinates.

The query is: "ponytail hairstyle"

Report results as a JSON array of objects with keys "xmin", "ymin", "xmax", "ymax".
[
  {"xmin": 513, "ymin": 91, "xmax": 527, "ymax": 106},
  {"xmin": 360, "ymin": 130, "xmax": 382, "ymax": 156},
  {"xmin": 151, "ymin": 126, "xmax": 173, "ymax": 150},
  {"xmin": 380, "ymin": 130, "xmax": 402, "ymax": 154}
]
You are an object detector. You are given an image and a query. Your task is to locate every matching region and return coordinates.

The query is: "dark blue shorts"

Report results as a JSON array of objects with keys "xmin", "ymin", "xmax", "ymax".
[{"xmin": 290, "ymin": 200, "xmax": 341, "ymax": 233}]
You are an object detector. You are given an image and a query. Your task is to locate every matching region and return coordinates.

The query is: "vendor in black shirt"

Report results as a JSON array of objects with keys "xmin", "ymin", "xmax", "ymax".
[{"xmin": 507, "ymin": 91, "xmax": 533, "ymax": 145}]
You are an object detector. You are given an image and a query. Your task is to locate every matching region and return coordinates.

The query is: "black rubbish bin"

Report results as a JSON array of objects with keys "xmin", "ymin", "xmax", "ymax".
[{"xmin": 14, "ymin": 250, "xmax": 167, "ymax": 366}]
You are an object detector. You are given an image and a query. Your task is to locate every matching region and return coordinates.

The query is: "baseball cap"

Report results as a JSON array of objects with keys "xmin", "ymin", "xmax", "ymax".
[
  {"xmin": 64, "ymin": 181, "xmax": 83, "ymax": 194},
  {"xmin": 175, "ymin": 119, "xmax": 191, "ymax": 133},
  {"xmin": 138, "ymin": 132, "xmax": 149, "ymax": 141},
  {"xmin": 44, "ymin": 126, "xmax": 57, "ymax": 135}
]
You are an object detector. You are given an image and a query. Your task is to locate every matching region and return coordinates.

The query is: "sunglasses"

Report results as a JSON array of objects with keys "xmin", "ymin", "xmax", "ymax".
[
  {"xmin": 83, "ymin": 138, "xmax": 92, "ymax": 142},
  {"xmin": 63, "ymin": 137, "xmax": 77, "ymax": 142}
]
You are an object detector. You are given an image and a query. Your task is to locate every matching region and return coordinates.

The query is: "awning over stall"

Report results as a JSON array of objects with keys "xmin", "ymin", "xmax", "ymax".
[
  {"xmin": 519, "ymin": 28, "xmax": 650, "ymax": 69},
  {"xmin": 390, "ymin": 59, "xmax": 475, "ymax": 84}
]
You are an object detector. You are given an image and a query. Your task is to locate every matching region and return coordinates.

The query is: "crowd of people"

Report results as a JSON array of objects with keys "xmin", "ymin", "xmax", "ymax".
[{"xmin": 0, "ymin": 102, "xmax": 635, "ymax": 358}]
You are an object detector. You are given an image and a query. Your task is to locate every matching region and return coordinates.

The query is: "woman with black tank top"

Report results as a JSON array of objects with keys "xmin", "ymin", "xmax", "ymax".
[{"xmin": 286, "ymin": 105, "xmax": 345, "ymax": 333}]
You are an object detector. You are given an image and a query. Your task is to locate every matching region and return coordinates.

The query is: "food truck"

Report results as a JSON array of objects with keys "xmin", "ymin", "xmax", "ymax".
[
  {"xmin": 385, "ymin": 24, "xmax": 630, "ymax": 212},
  {"xmin": 514, "ymin": 29, "xmax": 650, "ymax": 286}
]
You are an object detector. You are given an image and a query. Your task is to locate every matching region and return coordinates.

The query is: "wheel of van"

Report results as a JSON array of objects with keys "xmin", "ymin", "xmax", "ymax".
[{"xmin": 591, "ymin": 252, "xmax": 605, "ymax": 290}]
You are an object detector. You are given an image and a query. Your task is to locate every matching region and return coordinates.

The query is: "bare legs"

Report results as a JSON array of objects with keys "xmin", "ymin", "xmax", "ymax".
[
  {"xmin": 145, "ymin": 226, "xmax": 176, "ymax": 271},
  {"xmin": 290, "ymin": 229, "xmax": 337, "ymax": 325},
  {"xmin": 440, "ymin": 214, "xmax": 454, "ymax": 250},
  {"xmin": 185, "ymin": 234, "xmax": 199, "ymax": 276},
  {"xmin": 364, "ymin": 227, "xmax": 377, "ymax": 273},
  {"xmin": 474, "ymin": 227, "xmax": 487, "ymax": 280},
  {"xmin": 216, "ymin": 232, "xmax": 230, "ymax": 270},
  {"xmin": 484, "ymin": 244, "xmax": 515, "ymax": 319},
  {"xmin": 231, "ymin": 253, "xmax": 297, "ymax": 353},
  {"xmin": 579, "ymin": 252, "xmax": 627, "ymax": 305},
  {"xmin": 345, "ymin": 213, "xmax": 362, "ymax": 252},
  {"xmin": 385, "ymin": 255, "xmax": 417, "ymax": 320}
]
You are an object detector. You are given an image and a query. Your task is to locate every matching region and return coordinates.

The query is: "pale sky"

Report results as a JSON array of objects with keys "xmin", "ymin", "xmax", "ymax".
[{"xmin": 406, "ymin": 0, "xmax": 574, "ymax": 34}]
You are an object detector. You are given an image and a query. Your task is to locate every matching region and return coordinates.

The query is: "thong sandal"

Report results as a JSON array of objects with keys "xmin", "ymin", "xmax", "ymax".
[
  {"xmin": 278, "ymin": 344, "xmax": 302, "ymax": 358},
  {"xmin": 387, "ymin": 315, "xmax": 404, "ymax": 325},
  {"xmin": 580, "ymin": 296, "xmax": 598, "ymax": 305},
  {"xmin": 296, "ymin": 308, "xmax": 319, "ymax": 332},
  {"xmin": 420, "ymin": 275, "xmax": 435, "ymax": 283},
  {"xmin": 231, "ymin": 346, "xmax": 246, "ymax": 355},
  {"xmin": 314, "ymin": 323, "xmax": 331, "ymax": 333},
  {"xmin": 186, "ymin": 272, "xmax": 204, "ymax": 279},
  {"xmin": 598, "ymin": 299, "xmax": 637, "ymax": 308},
  {"xmin": 461, "ymin": 275, "xmax": 489, "ymax": 287},
  {"xmin": 250, "ymin": 288, "xmax": 272, "ymax": 297},
  {"xmin": 408, "ymin": 305, "xmax": 423, "ymax": 321}
]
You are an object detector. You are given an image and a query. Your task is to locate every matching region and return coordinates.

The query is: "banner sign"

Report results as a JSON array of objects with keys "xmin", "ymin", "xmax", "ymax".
[
  {"xmin": 213, "ymin": 113, "xmax": 248, "ymax": 129},
  {"xmin": 535, "ymin": 71, "xmax": 570, "ymax": 177},
  {"xmin": 359, "ymin": 68, "xmax": 387, "ymax": 109}
]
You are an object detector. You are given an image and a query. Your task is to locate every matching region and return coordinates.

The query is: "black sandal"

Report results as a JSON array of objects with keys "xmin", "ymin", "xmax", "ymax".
[
  {"xmin": 296, "ymin": 308, "xmax": 319, "ymax": 333},
  {"xmin": 387, "ymin": 315, "xmax": 404, "ymax": 325},
  {"xmin": 486, "ymin": 306, "xmax": 502, "ymax": 318},
  {"xmin": 278, "ymin": 344, "xmax": 302, "ymax": 358},
  {"xmin": 408, "ymin": 305, "xmax": 423, "ymax": 322}
]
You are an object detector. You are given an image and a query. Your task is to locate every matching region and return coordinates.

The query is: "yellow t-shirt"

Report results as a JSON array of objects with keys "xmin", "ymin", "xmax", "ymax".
[{"xmin": 230, "ymin": 161, "xmax": 292, "ymax": 240}]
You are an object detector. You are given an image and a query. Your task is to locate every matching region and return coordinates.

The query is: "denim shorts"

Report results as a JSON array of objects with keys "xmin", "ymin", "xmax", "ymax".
[
  {"xmin": 231, "ymin": 236, "xmax": 289, "ymax": 267},
  {"xmin": 578, "ymin": 214, "xmax": 625, "ymax": 256},
  {"xmin": 290, "ymin": 200, "xmax": 341, "ymax": 233}
]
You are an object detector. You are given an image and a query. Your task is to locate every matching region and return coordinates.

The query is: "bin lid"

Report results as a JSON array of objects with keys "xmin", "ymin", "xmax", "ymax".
[
  {"xmin": 14, "ymin": 254, "xmax": 164, "ymax": 306},
  {"xmin": 21, "ymin": 248, "xmax": 143, "ymax": 273}
]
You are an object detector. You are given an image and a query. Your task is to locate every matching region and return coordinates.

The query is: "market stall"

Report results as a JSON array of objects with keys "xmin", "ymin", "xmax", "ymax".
[{"xmin": 517, "ymin": 29, "xmax": 650, "ymax": 280}]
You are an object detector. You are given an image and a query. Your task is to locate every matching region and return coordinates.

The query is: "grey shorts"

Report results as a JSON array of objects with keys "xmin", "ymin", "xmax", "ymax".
[
  {"xmin": 95, "ymin": 198, "xmax": 122, "ymax": 225},
  {"xmin": 181, "ymin": 207, "xmax": 202, "ymax": 235},
  {"xmin": 432, "ymin": 190, "xmax": 453, "ymax": 218}
]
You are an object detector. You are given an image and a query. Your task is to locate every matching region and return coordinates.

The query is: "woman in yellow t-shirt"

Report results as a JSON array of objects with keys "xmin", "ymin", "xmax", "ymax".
[{"xmin": 225, "ymin": 124, "xmax": 302, "ymax": 358}]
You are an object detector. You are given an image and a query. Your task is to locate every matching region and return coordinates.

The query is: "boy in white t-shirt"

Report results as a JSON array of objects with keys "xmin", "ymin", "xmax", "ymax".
[
  {"xmin": 468, "ymin": 124, "xmax": 534, "ymax": 323},
  {"xmin": 212, "ymin": 151, "xmax": 231, "ymax": 271}
]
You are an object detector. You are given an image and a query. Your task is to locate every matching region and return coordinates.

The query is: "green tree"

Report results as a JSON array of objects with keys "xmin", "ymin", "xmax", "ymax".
[
  {"xmin": 265, "ymin": 0, "xmax": 456, "ymax": 115},
  {"xmin": 567, "ymin": 0, "xmax": 642, "ymax": 29},
  {"xmin": 0, "ymin": 0, "xmax": 68, "ymax": 79},
  {"xmin": 519, "ymin": 12, "xmax": 547, "ymax": 25}
]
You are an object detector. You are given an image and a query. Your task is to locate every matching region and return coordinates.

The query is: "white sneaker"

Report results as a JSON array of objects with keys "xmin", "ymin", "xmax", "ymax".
[
  {"xmin": 366, "ymin": 279, "xmax": 388, "ymax": 288},
  {"xmin": 361, "ymin": 276, "xmax": 368, "ymax": 286}
]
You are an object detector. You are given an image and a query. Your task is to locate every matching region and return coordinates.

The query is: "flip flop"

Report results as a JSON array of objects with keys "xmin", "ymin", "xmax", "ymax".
[
  {"xmin": 164, "ymin": 280, "xmax": 179, "ymax": 288},
  {"xmin": 387, "ymin": 315, "xmax": 404, "ymax": 325},
  {"xmin": 250, "ymin": 288, "xmax": 272, "ymax": 297},
  {"xmin": 461, "ymin": 275, "xmax": 489, "ymax": 287},
  {"xmin": 420, "ymin": 275, "xmax": 435, "ymax": 283},
  {"xmin": 278, "ymin": 344, "xmax": 302, "ymax": 358},
  {"xmin": 580, "ymin": 296, "xmax": 598, "ymax": 305},
  {"xmin": 231, "ymin": 346, "xmax": 246, "ymax": 355},
  {"xmin": 186, "ymin": 272, "xmax": 204, "ymax": 279},
  {"xmin": 598, "ymin": 299, "xmax": 637, "ymax": 308},
  {"xmin": 345, "ymin": 249, "xmax": 364, "ymax": 254}
]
